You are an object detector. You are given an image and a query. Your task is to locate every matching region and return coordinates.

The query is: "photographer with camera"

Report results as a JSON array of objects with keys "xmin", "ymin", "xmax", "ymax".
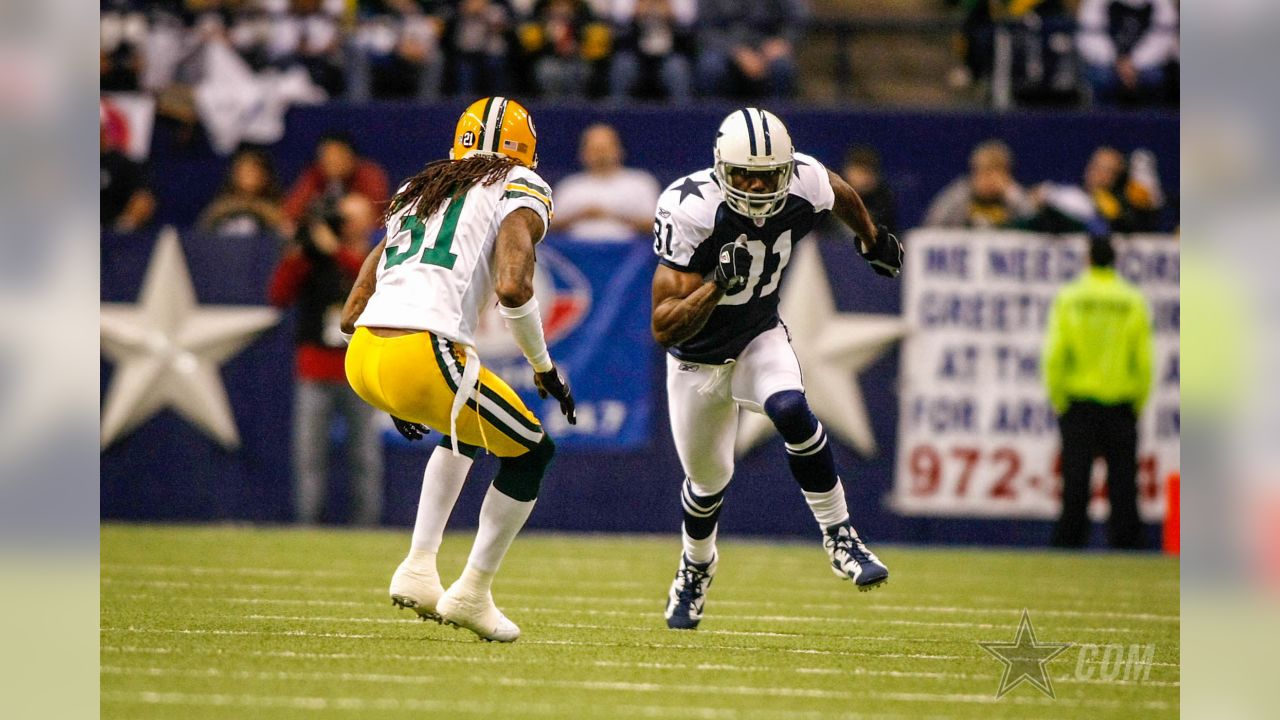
[{"xmin": 269, "ymin": 194, "xmax": 386, "ymax": 525}]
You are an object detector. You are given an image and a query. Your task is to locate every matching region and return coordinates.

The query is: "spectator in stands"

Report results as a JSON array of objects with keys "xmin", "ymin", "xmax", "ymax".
[
  {"xmin": 1077, "ymin": 0, "xmax": 1179, "ymax": 106},
  {"xmin": 949, "ymin": 0, "xmax": 999, "ymax": 91},
  {"xmin": 284, "ymin": 132, "xmax": 390, "ymax": 226},
  {"xmin": 353, "ymin": 0, "xmax": 446, "ymax": 100},
  {"xmin": 100, "ymin": 0, "xmax": 147, "ymax": 92},
  {"xmin": 263, "ymin": 0, "xmax": 349, "ymax": 97},
  {"xmin": 923, "ymin": 139, "xmax": 1033, "ymax": 228},
  {"xmin": 1023, "ymin": 145, "xmax": 1166, "ymax": 234},
  {"xmin": 551, "ymin": 123, "xmax": 660, "ymax": 242},
  {"xmin": 608, "ymin": 0, "xmax": 695, "ymax": 102},
  {"xmin": 695, "ymin": 0, "xmax": 807, "ymax": 99},
  {"xmin": 269, "ymin": 193, "xmax": 386, "ymax": 526},
  {"xmin": 100, "ymin": 120, "xmax": 156, "ymax": 233},
  {"xmin": 447, "ymin": 0, "xmax": 514, "ymax": 96},
  {"xmin": 198, "ymin": 148, "xmax": 288, "ymax": 237},
  {"xmin": 840, "ymin": 146, "xmax": 899, "ymax": 236},
  {"xmin": 227, "ymin": 3, "xmax": 273, "ymax": 72},
  {"xmin": 950, "ymin": 0, "xmax": 1079, "ymax": 106},
  {"xmin": 518, "ymin": 0, "xmax": 612, "ymax": 99},
  {"xmin": 1043, "ymin": 234, "xmax": 1153, "ymax": 549}
]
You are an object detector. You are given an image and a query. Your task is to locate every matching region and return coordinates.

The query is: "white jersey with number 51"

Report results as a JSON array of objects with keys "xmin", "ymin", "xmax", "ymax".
[{"xmin": 356, "ymin": 165, "xmax": 554, "ymax": 346}]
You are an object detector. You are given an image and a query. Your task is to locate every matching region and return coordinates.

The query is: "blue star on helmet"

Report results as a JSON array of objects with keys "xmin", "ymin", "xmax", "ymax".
[{"xmin": 673, "ymin": 177, "xmax": 709, "ymax": 204}]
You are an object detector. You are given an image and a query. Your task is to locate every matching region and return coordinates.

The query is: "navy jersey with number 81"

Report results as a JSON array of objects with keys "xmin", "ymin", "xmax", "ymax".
[{"xmin": 653, "ymin": 152, "xmax": 835, "ymax": 364}]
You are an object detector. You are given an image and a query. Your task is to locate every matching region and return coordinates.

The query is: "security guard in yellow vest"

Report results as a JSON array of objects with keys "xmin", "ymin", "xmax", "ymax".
[{"xmin": 1043, "ymin": 235, "xmax": 1154, "ymax": 549}]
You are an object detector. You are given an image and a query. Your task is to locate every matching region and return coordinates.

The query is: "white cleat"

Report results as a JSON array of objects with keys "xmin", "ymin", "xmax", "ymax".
[
  {"xmin": 436, "ymin": 582, "xmax": 521, "ymax": 643},
  {"xmin": 389, "ymin": 556, "xmax": 445, "ymax": 623},
  {"xmin": 824, "ymin": 523, "xmax": 890, "ymax": 591}
]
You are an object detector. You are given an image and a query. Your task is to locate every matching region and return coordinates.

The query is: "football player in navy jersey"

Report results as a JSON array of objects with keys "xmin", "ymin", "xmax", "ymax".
[{"xmin": 651, "ymin": 108, "xmax": 903, "ymax": 629}]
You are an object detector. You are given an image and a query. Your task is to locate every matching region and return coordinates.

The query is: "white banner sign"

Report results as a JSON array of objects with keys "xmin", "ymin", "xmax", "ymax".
[{"xmin": 892, "ymin": 230, "xmax": 1180, "ymax": 521}]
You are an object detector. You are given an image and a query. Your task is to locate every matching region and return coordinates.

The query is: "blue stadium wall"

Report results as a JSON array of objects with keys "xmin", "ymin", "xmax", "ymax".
[
  {"xmin": 146, "ymin": 102, "xmax": 1180, "ymax": 234},
  {"xmin": 103, "ymin": 103, "xmax": 1178, "ymax": 547}
]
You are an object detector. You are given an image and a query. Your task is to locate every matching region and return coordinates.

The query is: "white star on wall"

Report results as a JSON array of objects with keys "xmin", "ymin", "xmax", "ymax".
[
  {"xmin": 735, "ymin": 241, "xmax": 907, "ymax": 457},
  {"xmin": 100, "ymin": 228, "xmax": 280, "ymax": 449}
]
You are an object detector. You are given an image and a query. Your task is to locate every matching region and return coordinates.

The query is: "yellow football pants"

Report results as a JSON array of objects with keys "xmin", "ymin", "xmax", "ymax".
[{"xmin": 345, "ymin": 328, "xmax": 544, "ymax": 457}]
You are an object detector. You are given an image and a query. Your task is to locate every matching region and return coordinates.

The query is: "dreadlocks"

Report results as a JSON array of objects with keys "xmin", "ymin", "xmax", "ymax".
[{"xmin": 384, "ymin": 154, "xmax": 519, "ymax": 225}]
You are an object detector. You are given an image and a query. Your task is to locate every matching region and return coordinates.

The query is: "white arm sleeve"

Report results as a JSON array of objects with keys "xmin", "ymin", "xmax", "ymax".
[{"xmin": 498, "ymin": 297, "xmax": 553, "ymax": 373}]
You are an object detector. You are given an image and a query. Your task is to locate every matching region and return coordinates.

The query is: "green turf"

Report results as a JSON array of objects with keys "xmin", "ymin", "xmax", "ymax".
[{"xmin": 101, "ymin": 524, "xmax": 1178, "ymax": 719}]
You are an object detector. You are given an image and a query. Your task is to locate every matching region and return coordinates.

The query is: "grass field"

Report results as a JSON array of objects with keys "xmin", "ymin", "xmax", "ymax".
[{"xmin": 101, "ymin": 524, "xmax": 1179, "ymax": 719}]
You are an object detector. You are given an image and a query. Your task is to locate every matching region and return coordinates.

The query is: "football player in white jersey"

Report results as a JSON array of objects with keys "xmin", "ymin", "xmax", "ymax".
[
  {"xmin": 651, "ymin": 108, "xmax": 904, "ymax": 629},
  {"xmin": 341, "ymin": 97, "xmax": 576, "ymax": 642}
]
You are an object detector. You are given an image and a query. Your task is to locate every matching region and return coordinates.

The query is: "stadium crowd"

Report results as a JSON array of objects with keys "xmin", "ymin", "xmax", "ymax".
[
  {"xmin": 100, "ymin": 0, "xmax": 805, "ymax": 104},
  {"xmin": 949, "ymin": 0, "xmax": 1179, "ymax": 108},
  {"xmin": 103, "ymin": 0, "xmax": 1179, "ymax": 107}
]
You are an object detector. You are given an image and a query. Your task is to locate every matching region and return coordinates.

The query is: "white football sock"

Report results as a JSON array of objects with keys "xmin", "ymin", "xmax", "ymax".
[
  {"xmin": 463, "ymin": 484, "xmax": 536, "ymax": 586},
  {"xmin": 682, "ymin": 526, "xmax": 718, "ymax": 565},
  {"xmin": 409, "ymin": 446, "xmax": 474, "ymax": 554},
  {"xmin": 803, "ymin": 479, "xmax": 850, "ymax": 530}
]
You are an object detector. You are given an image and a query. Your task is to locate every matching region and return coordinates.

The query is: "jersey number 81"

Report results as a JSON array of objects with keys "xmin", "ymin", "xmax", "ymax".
[{"xmin": 720, "ymin": 231, "xmax": 792, "ymax": 306}]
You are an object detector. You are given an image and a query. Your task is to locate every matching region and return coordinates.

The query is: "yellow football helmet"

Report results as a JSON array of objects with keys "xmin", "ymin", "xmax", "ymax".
[{"xmin": 450, "ymin": 97, "xmax": 539, "ymax": 169}]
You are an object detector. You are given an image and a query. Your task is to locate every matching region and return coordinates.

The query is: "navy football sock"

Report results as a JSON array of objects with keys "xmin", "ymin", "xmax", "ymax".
[
  {"xmin": 765, "ymin": 390, "xmax": 838, "ymax": 494},
  {"xmin": 681, "ymin": 478, "xmax": 725, "ymax": 564}
]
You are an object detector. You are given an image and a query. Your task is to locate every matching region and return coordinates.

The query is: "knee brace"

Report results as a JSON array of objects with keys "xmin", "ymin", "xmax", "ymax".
[
  {"xmin": 763, "ymin": 390, "xmax": 819, "ymax": 444},
  {"xmin": 492, "ymin": 434, "xmax": 556, "ymax": 502}
]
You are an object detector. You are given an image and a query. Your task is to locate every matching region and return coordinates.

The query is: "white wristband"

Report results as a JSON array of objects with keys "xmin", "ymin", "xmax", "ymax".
[{"xmin": 497, "ymin": 296, "xmax": 553, "ymax": 373}]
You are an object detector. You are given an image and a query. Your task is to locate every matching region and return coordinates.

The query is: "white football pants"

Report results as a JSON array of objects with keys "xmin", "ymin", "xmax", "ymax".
[{"xmin": 665, "ymin": 324, "xmax": 804, "ymax": 498}]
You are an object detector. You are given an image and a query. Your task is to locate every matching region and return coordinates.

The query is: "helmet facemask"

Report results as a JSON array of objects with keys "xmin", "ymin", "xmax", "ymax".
[{"xmin": 715, "ymin": 159, "xmax": 793, "ymax": 218}]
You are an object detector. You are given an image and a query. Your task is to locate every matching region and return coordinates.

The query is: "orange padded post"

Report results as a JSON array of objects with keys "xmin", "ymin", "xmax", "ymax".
[{"xmin": 1163, "ymin": 471, "xmax": 1180, "ymax": 555}]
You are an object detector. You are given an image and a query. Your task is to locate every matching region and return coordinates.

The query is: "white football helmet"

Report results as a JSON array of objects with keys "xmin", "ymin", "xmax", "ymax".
[{"xmin": 714, "ymin": 108, "xmax": 794, "ymax": 218}]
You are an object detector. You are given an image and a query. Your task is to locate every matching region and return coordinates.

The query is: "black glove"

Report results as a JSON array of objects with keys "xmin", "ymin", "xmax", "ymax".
[
  {"xmin": 391, "ymin": 415, "xmax": 429, "ymax": 441},
  {"xmin": 858, "ymin": 224, "xmax": 903, "ymax": 278},
  {"xmin": 534, "ymin": 364, "xmax": 577, "ymax": 425},
  {"xmin": 713, "ymin": 240, "xmax": 753, "ymax": 291}
]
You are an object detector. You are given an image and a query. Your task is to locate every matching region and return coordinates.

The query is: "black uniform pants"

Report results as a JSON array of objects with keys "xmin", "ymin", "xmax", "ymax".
[{"xmin": 1052, "ymin": 400, "xmax": 1144, "ymax": 549}]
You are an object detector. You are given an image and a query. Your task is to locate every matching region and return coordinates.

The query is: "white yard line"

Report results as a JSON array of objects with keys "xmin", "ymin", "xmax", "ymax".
[
  {"xmin": 100, "ymin": 563, "xmax": 355, "ymax": 578},
  {"xmin": 863, "ymin": 691, "xmax": 1173, "ymax": 710},
  {"xmin": 104, "ymin": 587, "xmax": 1178, "ymax": 627},
  {"xmin": 102, "ymin": 576, "xmax": 1177, "ymax": 623},
  {"xmin": 101, "ymin": 577, "xmax": 381, "ymax": 594},
  {"xmin": 101, "ymin": 606, "xmax": 1178, "ymax": 667},
  {"xmin": 101, "ymin": 563, "xmax": 1174, "ymax": 605},
  {"xmin": 99, "ymin": 645, "xmax": 1178, "ymax": 688},
  {"xmin": 100, "ymin": 689, "xmax": 919, "ymax": 720},
  {"xmin": 100, "ymin": 626, "xmax": 380, "ymax": 640},
  {"xmin": 112, "ymin": 593, "xmax": 367, "ymax": 608},
  {"xmin": 504, "ymin": 605, "xmax": 1168, "ymax": 634},
  {"xmin": 232, "ymin": 611, "xmax": 1148, "ymax": 640},
  {"xmin": 504, "ymin": 594, "xmax": 1178, "ymax": 623},
  {"xmin": 100, "ymin": 623, "xmax": 971, "ymax": 660},
  {"xmin": 101, "ymin": 666, "xmax": 1175, "ymax": 708},
  {"xmin": 101, "ymin": 665, "xmax": 850, "ymax": 700}
]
